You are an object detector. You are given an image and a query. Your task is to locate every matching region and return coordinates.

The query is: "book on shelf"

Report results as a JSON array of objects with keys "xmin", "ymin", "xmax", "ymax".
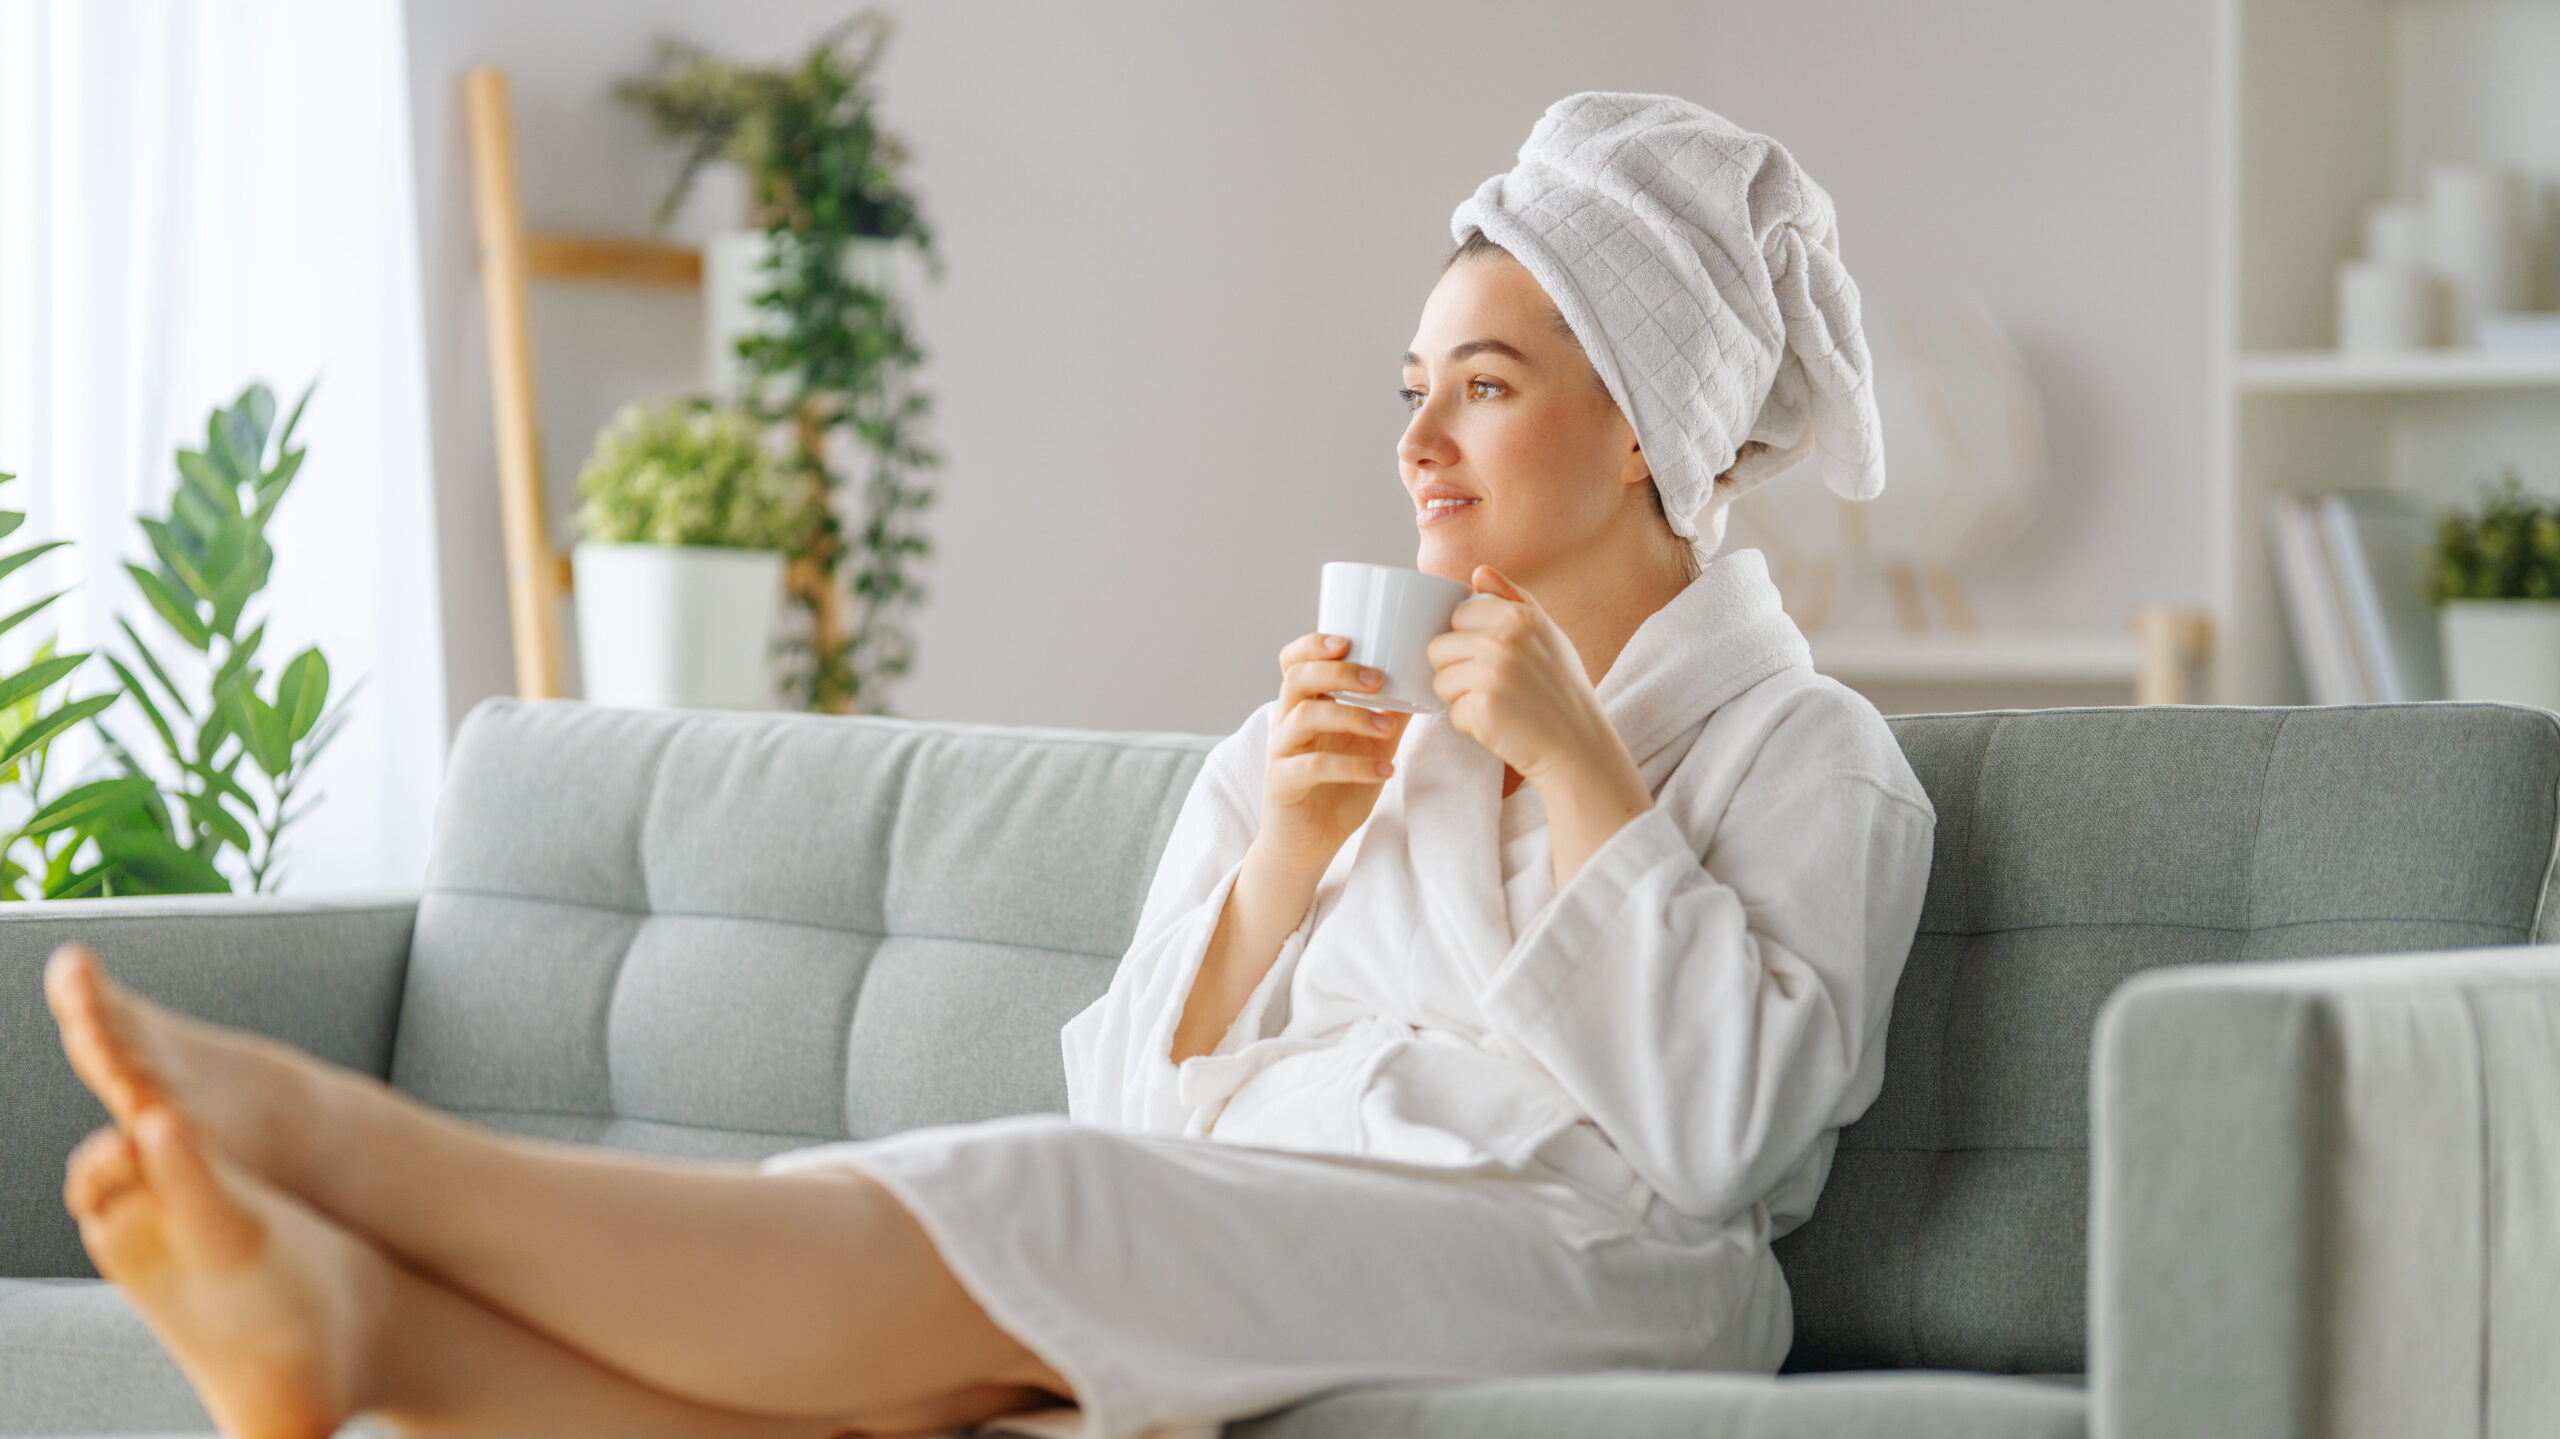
[{"xmin": 2267, "ymin": 490, "xmax": 2445, "ymax": 704}]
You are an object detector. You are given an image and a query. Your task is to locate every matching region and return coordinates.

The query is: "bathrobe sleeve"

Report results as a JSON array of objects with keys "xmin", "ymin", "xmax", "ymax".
[
  {"xmin": 1479, "ymin": 687, "xmax": 1935, "ymax": 1226},
  {"xmin": 1062, "ymin": 702, "xmax": 1312, "ymax": 1134}
]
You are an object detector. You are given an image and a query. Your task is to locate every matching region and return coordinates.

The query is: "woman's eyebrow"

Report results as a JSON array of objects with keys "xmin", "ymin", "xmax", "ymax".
[{"xmin": 1400, "ymin": 339, "xmax": 1538, "ymax": 368}]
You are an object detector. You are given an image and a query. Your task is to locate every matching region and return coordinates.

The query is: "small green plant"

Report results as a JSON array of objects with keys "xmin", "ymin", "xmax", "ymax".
[
  {"xmin": 617, "ymin": 11, "xmax": 940, "ymax": 713},
  {"xmin": 106, "ymin": 382, "xmax": 350, "ymax": 892},
  {"xmin": 576, "ymin": 399, "xmax": 803, "ymax": 549},
  {"xmin": 2428, "ymin": 467, "xmax": 2560, "ymax": 603},
  {"xmin": 0, "ymin": 471, "xmax": 181, "ymax": 899}
]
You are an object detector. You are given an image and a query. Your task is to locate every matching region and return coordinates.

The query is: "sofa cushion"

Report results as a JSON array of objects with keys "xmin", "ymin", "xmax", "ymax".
[
  {"xmin": 1232, "ymin": 1370, "xmax": 2084, "ymax": 1438},
  {"xmin": 0, "ymin": 1278, "xmax": 210, "ymax": 1433},
  {"xmin": 1774, "ymin": 705, "xmax": 2560, "ymax": 1374},
  {"xmin": 395, "ymin": 701, "xmax": 1214, "ymax": 1157}
]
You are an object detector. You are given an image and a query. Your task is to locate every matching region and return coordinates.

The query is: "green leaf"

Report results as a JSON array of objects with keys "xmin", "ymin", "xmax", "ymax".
[
  {"xmin": 0, "ymin": 539, "xmax": 70, "ymax": 589},
  {"xmin": 105, "ymin": 657, "xmax": 181, "ymax": 756},
  {"xmin": 0, "ymin": 589, "xmax": 67, "ymax": 641},
  {"xmin": 0, "ymin": 653, "xmax": 87, "ymax": 715},
  {"xmin": 241, "ymin": 383, "xmax": 277, "ymax": 451},
  {"xmin": 90, "ymin": 829, "xmax": 232, "ymax": 894},
  {"xmin": 253, "ymin": 447, "xmax": 305, "ymax": 514},
  {"xmin": 277, "ymin": 649, "xmax": 329, "ymax": 740},
  {"xmin": 223, "ymin": 687, "xmax": 292, "ymax": 778},
  {"xmin": 275, "ymin": 379, "xmax": 315, "ymax": 456},
  {"xmin": 181, "ymin": 790, "xmax": 254, "ymax": 852},
  {"xmin": 177, "ymin": 449, "xmax": 243, "ymax": 522},
  {"xmin": 127, "ymin": 564, "xmax": 211, "ymax": 648},
  {"xmin": 116, "ymin": 618, "xmax": 195, "ymax": 720},
  {"xmin": 140, "ymin": 519, "xmax": 216, "ymax": 602},
  {"xmin": 22, "ymin": 776, "xmax": 158, "ymax": 839},
  {"xmin": 215, "ymin": 622, "xmax": 267, "ymax": 692},
  {"xmin": 0, "ymin": 512, "xmax": 23, "ymax": 542},
  {"xmin": 0, "ymin": 692, "xmax": 114, "ymax": 773}
]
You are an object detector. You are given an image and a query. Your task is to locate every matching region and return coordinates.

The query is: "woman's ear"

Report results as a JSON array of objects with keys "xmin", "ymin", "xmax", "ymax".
[{"xmin": 1620, "ymin": 435, "xmax": 1653, "ymax": 490}]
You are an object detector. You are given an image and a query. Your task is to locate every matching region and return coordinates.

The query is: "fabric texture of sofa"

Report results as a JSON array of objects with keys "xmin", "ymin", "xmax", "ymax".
[{"xmin": 2, "ymin": 697, "xmax": 2556, "ymax": 1438}]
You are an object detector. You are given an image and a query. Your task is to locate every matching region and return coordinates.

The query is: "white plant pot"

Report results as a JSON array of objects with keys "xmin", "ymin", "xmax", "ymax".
[
  {"xmin": 703, "ymin": 230, "xmax": 915, "ymax": 401},
  {"xmin": 573, "ymin": 543, "xmax": 786, "ymax": 710},
  {"xmin": 2440, "ymin": 600, "xmax": 2560, "ymax": 709}
]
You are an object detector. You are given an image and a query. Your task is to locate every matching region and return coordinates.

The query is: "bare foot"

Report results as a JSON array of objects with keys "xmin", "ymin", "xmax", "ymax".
[
  {"xmin": 45, "ymin": 945, "xmax": 325, "ymax": 1187},
  {"xmin": 67, "ymin": 1107, "xmax": 387, "ymax": 1439}
]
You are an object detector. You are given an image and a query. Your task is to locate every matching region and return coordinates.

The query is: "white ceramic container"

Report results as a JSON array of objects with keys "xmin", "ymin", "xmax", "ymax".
[
  {"xmin": 2440, "ymin": 600, "xmax": 2560, "ymax": 710},
  {"xmin": 573, "ymin": 542, "xmax": 786, "ymax": 710}
]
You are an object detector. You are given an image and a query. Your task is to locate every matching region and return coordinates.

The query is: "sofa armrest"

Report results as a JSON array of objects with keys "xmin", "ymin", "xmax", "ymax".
[
  {"xmin": 0, "ymin": 894, "xmax": 417, "ymax": 1277},
  {"xmin": 2091, "ymin": 944, "xmax": 2560, "ymax": 1439}
]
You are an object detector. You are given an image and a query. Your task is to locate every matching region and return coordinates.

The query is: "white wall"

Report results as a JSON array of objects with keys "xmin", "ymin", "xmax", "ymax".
[{"xmin": 408, "ymin": 0, "xmax": 2214, "ymax": 738}]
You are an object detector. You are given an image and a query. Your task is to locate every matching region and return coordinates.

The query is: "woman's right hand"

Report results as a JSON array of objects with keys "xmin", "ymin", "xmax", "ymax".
[{"xmin": 1251, "ymin": 633, "xmax": 1413, "ymax": 877}]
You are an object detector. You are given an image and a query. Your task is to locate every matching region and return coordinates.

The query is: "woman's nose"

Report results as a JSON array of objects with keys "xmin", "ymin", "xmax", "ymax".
[{"xmin": 1397, "ymin": 399, "xmax": 1456, "ymax": 471}]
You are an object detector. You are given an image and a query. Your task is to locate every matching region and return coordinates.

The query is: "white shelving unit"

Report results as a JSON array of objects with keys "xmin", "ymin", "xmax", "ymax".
[{"xmin": 2213, "ymin": 0, "xmax": 2560, "ymax": 704}]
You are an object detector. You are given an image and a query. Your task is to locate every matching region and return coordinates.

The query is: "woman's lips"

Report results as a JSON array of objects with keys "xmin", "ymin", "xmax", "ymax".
[{"xmin": 1416, "ymin": 497, "xmax": 1480, "ymax": 528}]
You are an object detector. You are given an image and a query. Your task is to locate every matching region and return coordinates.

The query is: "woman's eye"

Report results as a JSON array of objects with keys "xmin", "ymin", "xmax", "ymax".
[
  {"xmin": 1468, "ymin": 379, "xmax": 1503, "ymax": 400},
  {"xmin": 1397, "ymin": 386, "xmax": 1425, "ymax": 410}
]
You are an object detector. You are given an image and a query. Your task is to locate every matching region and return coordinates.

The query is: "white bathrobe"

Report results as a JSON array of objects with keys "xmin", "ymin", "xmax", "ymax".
[{"xmin": 766, "ymin": 549, "xmax": 1935, "ymax": 1439}]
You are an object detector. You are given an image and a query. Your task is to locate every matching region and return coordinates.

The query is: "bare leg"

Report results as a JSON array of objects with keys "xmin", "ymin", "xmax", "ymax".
[
  {"xmin": 48, "ymin": 946, "xmax": 1068, "ymax": 1419},
  {"xmin": 64, "ymin": 1113, "xmax": 1046, "ymax": 1439}
]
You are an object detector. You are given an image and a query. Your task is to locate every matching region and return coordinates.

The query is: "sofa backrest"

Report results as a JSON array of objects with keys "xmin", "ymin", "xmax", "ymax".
[
  {"xmin": 395, "ymin": 700, "xmax": 1210, "ymax": 1158},
  {"xmin": 400, "ymin": 700, "xmax": 2560, "ymax": 1375},
  {"xmin": 1772, "ymin": 704, "xmax": 2560, "ymax": 1375}
]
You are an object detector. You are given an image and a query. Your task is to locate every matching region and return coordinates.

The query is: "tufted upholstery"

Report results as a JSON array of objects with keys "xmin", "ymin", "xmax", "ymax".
[
  {"xmin": 387, "ymin": 701, "xmax": 2559, "ymax": 1378},
  {"xmin": 1773, "ymin": 705, "xmax": 2560, "ymax": 1372},
  {"xmin": 391, "ymin": 701, "xmax": 1213, "ymax": 1157}
]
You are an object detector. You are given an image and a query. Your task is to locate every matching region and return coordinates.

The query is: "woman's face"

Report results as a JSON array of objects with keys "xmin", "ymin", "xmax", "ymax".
[{"xmin": 1398, "ymin": 254, "xmax": 1650, "ymax": 588}]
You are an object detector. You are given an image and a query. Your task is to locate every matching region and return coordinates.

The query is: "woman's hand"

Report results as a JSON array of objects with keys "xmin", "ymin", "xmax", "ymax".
[
  {"xmin": 1172, "ymin": 635, "xmax": 1411, "ymax": 1064},
  {"xmin": 1251, "ymin": 633, "xmax": 1414, "ymax": 878},
  {"xmin": 1425, "ymin": 566, "xmax": 1652, "ymax": 886}
]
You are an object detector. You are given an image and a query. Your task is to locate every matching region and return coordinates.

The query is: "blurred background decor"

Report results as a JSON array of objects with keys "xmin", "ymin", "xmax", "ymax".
[
  {"xmin": 2427, "ymin": 468, "xmax": 2560, "ymax": 708},
  {"xmin": 1736, "ymin": 294, "xmax": 2047, "ymax": 638},
  {"xmin": 572, "ymin": 398, "xmax": 803, "ymax": 709},
  {"xmin": 617, "ymin": 11, "xmax": 942, "ymax": 714}
]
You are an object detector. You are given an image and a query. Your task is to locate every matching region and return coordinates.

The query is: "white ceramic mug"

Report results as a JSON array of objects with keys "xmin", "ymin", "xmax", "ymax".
[{"xmin": 1316, "ymin": 562, "xmax": 1480, "ymax": 714}]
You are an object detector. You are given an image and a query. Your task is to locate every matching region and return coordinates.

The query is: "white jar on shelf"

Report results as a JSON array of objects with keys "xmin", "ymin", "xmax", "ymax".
[{"xmin": 2335, "ymin": 260, "xmax": 2438, "ymax": 350}]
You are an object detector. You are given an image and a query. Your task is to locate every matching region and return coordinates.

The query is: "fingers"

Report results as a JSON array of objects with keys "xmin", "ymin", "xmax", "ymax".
[
  {"xmin": 1277, "ymin": 636, "xmax": 1383, "ymax": 705},
  {"xmin": 1471, "ymin": 564, "xmax": 1534, "ymax": 605},
  {"xmin": 1273, "ymin": 748, "xmax": 1397, "ymax": 788}
]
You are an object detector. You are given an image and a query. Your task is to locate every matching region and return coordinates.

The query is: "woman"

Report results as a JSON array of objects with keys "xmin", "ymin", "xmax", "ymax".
[{"xmin": 45, "ymin": 93, "xmax": 1932, "ymax": 1439}]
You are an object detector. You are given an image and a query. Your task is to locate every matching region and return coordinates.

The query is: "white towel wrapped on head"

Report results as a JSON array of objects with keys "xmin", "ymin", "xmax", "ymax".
[{"xmin": 1450, "ymin": 91, "xmax": 1886, "ymax": 552}]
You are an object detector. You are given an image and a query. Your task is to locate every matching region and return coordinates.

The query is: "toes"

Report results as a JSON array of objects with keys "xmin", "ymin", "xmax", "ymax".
[
  {"xmin": 135, "ymin": 1108, "xmax": 264, "ymax": 1270},
  {"xmin": 46, "ymin": 946, "xmax": 166, "ymax": 1129},
  {"xmin": 64, "ymin": 1126, "xmax": 144, "ymax": 1219}
]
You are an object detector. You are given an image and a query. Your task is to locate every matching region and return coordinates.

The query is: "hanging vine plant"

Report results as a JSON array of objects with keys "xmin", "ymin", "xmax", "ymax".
[{"xmin": 616, "ymin": 11, "xmax": 941, "ymax": 713}]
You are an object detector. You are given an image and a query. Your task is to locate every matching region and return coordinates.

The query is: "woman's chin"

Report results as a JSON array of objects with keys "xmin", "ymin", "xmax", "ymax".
[{"xmin": 1413, "ymin": 538, "xmax": 1482, "ymax": 586}]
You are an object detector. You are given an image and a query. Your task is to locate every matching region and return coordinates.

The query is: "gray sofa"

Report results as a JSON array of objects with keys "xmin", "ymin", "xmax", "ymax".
[{"xmin": 3, "ymin": 697, "xmax": 2556, "ymax": 1438}]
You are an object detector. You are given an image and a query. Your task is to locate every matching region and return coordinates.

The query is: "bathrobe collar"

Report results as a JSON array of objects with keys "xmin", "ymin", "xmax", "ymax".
[{"xmin": 1396, "ymin": 547, "xmax": 1811, "ymax": 979}]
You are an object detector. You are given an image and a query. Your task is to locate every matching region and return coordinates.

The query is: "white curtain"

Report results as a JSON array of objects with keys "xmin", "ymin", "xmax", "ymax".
[{"xmin": 0, "ymin": 0, "xmax": 445, "ymax": 892}]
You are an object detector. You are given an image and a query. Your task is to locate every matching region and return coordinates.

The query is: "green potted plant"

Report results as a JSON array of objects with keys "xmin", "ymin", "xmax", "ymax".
[
  {"xmin": 615, "ymin": 10, "xmax": 941, "ymax": 715},
  {"xmin": 2427, "ymin": 466, "xmax": 2560, "ymax": 708},
  {"xmin": 574, "ymin": 398, "xmax": 803, "ymax": 709}
]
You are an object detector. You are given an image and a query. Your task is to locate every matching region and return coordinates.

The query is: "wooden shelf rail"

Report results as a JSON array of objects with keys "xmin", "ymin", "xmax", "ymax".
[{"xmin": 462, "ymin": 65, "xmax": 704, "ymax": 700}]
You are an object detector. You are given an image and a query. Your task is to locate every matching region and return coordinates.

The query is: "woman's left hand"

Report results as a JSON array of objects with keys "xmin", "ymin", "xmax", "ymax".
[{"xmin": 1426, "ymin": 566, "xmax": 1653, "ymax": 884}]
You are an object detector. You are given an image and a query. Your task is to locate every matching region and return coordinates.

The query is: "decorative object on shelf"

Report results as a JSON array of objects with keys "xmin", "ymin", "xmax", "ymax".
[
  {"xmin": 2268, "ymin": 490, "xmax": 2443, "ymax": 705},
  {"xmin": 617, "ymin": 11, "xmax": 942, "ymax": 715},
  {"xmin": 572, "ymin": 399, "xmax": 801, "ymax": 709},
  {"xmin": 104, "ymin": 382, "xmax": 349, "ymax": 894},
  {"xmin": 1735, "ymin": 294, "xmax": 2046, "ymax": 636},
  {"xmin": 2427, "ymin": 468, "xmax": 2560, "ymax": 709},
  {"xmin": 2475, "ymin": 313, "xmax": 2560, "ymax": 353},
  {"xmin": 2425, "ymin": 163, "xmax": 2528, "ymax": 348},
  {"xmin": 2337, "ymin": 200, "xmax": 2439, "ymax": 351}
]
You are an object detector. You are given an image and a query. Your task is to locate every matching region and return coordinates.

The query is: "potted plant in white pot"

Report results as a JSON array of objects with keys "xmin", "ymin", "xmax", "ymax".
[
  {"xmin": 614, "ymin": 10, "xmax": 942, "ymax": 715},
  {"xmin": 2429, "ymin": 467, "xmax": 2560, "ymax": 709},
  {"xmin": 572, "ymin": 399, "xmax": 806, "ymax": 710}
]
